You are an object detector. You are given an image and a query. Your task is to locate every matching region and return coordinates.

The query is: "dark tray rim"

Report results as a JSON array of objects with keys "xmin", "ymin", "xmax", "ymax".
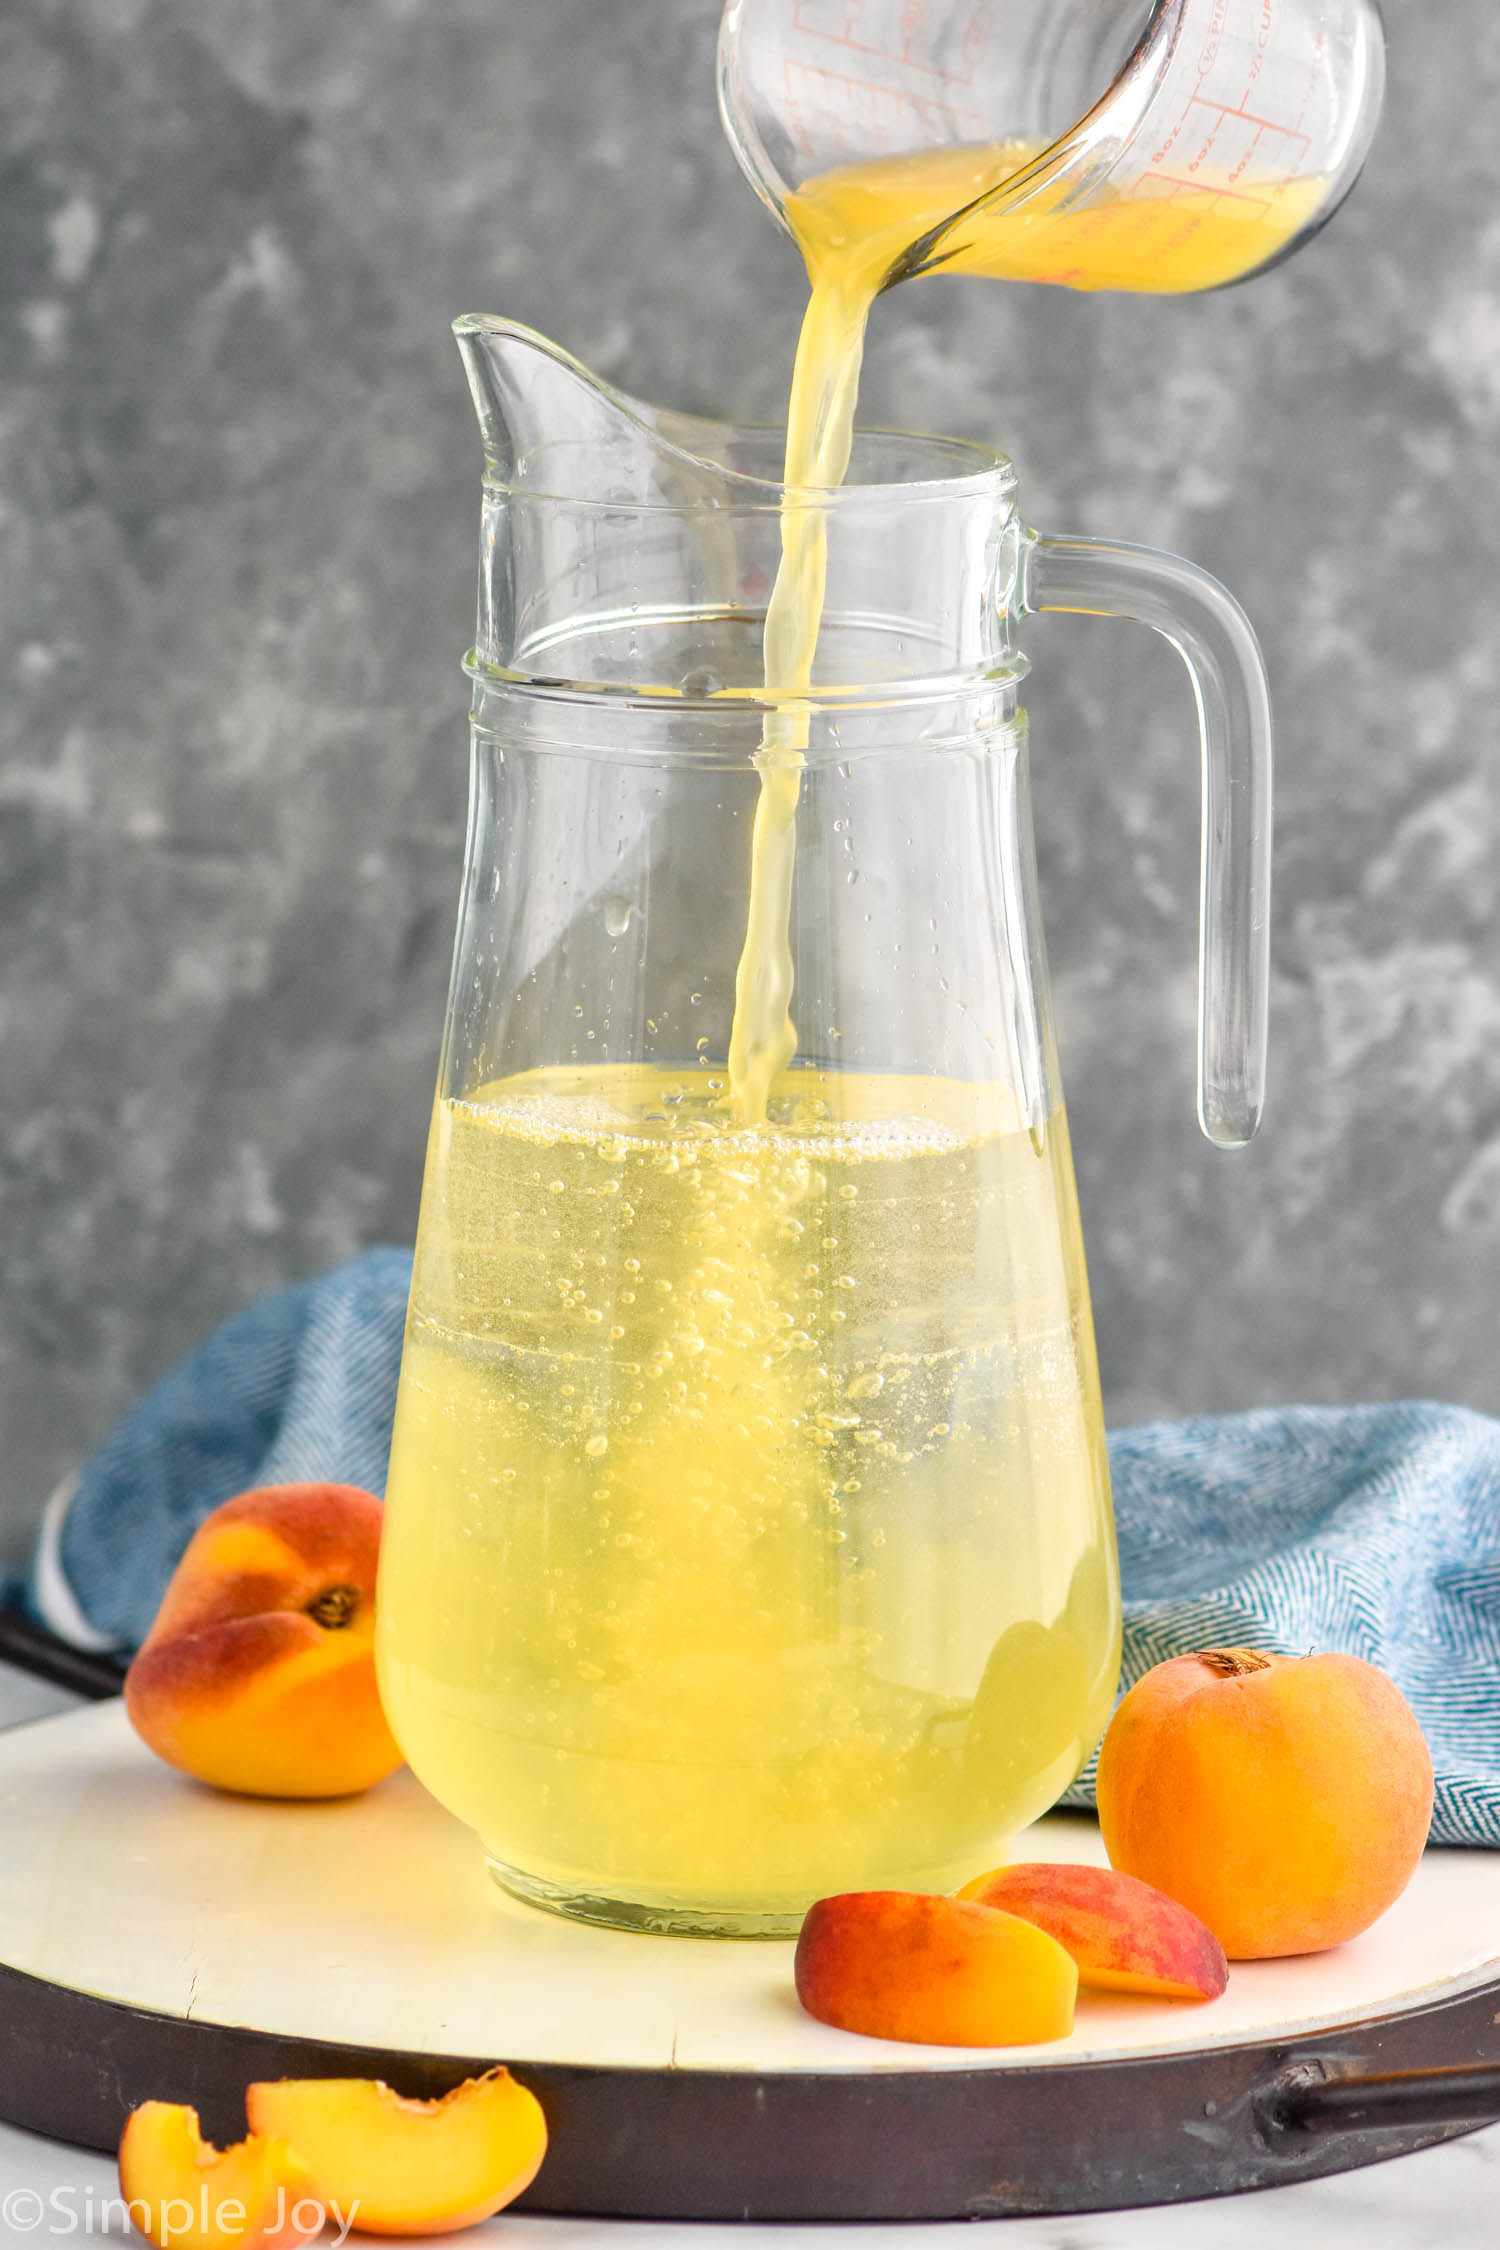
[{"xmin": 3, "ymin": 1951, "xmax": 1497, "ymax": 2220}]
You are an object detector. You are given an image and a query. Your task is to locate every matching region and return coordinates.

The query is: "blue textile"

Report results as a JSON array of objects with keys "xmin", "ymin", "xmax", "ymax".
[
  {"xmin": 16, "ymin": 1250, "xmax": 1500, "ymax": 1846},
  {"xmin": 1064, "ymin": 1403, "xmax": 1500, "ymax": 1847},
  {"xmin": 35, "ymin": 1250, "xmax": 413, "ymax": 1653}
]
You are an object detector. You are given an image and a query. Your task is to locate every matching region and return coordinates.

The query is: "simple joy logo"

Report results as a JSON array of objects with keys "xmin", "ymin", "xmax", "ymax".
[{"xmin": 0, "ymin": 2184, "xmax": 359, "ymax": 2243}]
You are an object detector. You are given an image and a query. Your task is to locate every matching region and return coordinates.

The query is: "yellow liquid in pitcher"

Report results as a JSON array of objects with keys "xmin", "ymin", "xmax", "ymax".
[{"xmin": 378, "ymin": 1067, "xmax": 1118, "ymax": 1923}]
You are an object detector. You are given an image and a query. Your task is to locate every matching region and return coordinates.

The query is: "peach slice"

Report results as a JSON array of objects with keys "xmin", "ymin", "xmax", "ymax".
[
  {"xmin": 956, "ymin": 1862, "xmax": 1228, "ymax": 2000},
  {"xmin": 125, "ymin": 1484, "xmax": 403, "ymax": 1798},
  {"xmin": 795, "ymin": 1891, "xmax": 1077, "ymax": 2047},
  {"xmin": 245, "ymin": 2068, "xmax": 547, "ymax": 2236},
  {"xmin": 117, "ymin": 2103, "xmax": 319, "ymax": 2250}
]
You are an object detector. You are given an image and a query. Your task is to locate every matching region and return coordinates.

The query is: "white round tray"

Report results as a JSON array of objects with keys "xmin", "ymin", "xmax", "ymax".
[{"xmin": 2, "ymin": 1702, "xmax": 1496, "ymax": 2218}]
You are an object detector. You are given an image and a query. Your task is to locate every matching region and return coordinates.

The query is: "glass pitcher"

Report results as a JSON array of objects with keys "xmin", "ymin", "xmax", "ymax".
[{"xmin": 375, "ymin": 318, "xmax": 1271, "ymax": 1936}]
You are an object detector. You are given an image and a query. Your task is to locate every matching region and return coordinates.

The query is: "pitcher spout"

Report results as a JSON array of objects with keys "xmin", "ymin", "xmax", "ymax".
[
  {"xmin": 453, "ymin": 315, "xmax": 1016, "ymax": 690},
  {"xmin": 454, "ymin": 316, "xmax": 762, "ymax": 676},
  {"xmin": 454, "ymin": 314, "xmax": 735, "ymax": 501}
]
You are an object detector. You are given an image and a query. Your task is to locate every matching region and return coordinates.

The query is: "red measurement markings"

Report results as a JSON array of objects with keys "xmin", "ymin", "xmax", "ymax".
[
  {"xmin": 1234, "ymin": 0, "xmax": 1328, "ymax": 145},
  {"xmin": 935, "ymin": 224, "xmax": 1091, "ymax": 290},
  {"xmin": 1120, "ymin": 171, "xmax": 1270, "ymax": 259},
  {"xmin": 780, "ymin": 55, "xmax": 980, "ymax": 157},
  {"xmin": 1186, "ymin": 94, "xmax": 1312, "ymax": 148},
  {"xmin": 945, "ymin": 191, "xmax": 1167, "ymax": 289},
  {"xmin": 1244, "ymin": 0, "xmax": 1274, "ymax": 91},
  {"xmin": 780, "ymin": 54, "xmax": 984, "ymax": 157},
  {"xmin": 1195, "ymin": 0, "xmax": 1230, "ymax": 84},
  {"xmin": 1143, "ymin": 171, "xmax": 1276, "ymax": 211},
  {"xmin": 1279, "ymin": 27, "xmax": 1331, "ymax": 146},
  {"xmin": 1146, "ymin": 93, "xmax": 1312, "ymax": 193},
  {"xmin": 1291, "ymin": 21, "xmax": 1327, "ymax": 138},
  {"xmin": 1200, "ymin": 94, "xmax": 1310, "ymax": 187},
  {"xmin": 791, "ymin": 0, "xmax": 984, "ymax": 86}
]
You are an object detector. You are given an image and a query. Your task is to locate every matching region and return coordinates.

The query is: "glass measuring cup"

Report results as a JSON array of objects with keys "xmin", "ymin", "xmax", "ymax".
[{"xmin": 719, "ymin": 0, "xmax": 1385, "ymax": 293}]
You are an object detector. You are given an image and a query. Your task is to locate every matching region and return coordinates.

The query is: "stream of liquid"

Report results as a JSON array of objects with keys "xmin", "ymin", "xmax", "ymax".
[
  {"xmin": 726, "ymin": 138, "xmax": 1322, "ymax": 1119},
  {"xmin": 379, "ymin": 135, "xmax": 1312, "ymax": 1927}
]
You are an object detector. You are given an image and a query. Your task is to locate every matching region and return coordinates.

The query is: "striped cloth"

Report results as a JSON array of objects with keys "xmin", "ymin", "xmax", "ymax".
[
  {"xmin": 13, "ymin": 1250, "xmax": 1500, "ymax": 1846},
  {"xmin": 1065, "ymin": 1404, "xmax": 1500, "ymax": 1846}
]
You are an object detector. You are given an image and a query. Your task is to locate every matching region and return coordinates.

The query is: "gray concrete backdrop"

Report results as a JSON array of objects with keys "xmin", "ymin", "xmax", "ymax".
[{"xmin": 2, "ymin": 0, "xmax": 1497, "ymax": 1557}]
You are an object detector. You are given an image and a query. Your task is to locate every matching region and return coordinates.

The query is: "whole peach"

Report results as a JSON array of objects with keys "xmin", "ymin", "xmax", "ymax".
[
  {"xmin": 1096, "ymin": 1647, "xmax": 1434, "ymax": 1959},
  {"xmin": 124, "ymin": 1483, "xmax": 403, "ymax": 1798}
]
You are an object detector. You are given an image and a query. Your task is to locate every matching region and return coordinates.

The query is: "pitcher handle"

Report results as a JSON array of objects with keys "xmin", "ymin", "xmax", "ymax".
[{"xmin": 1017, "ymin": 528, "xmax": 1273, "ymax": 1150}]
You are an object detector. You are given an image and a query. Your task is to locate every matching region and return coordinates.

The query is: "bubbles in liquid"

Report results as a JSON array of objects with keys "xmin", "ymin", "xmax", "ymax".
[
  {"xmin": 680, "ymin": 666, "xmax": 723, "ymax": 700},
  {"xmin": 381, "ymin": 1068, "xmax": 1116, "ymax": 1915},
  {"xmin": 603, "ymin": 894, "xmax": 634, "ymax": 936}
]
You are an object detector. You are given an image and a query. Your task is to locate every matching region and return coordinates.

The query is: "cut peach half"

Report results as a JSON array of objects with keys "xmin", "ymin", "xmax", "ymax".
[
  {"xmin": 117, "ymin": 2103, "xmax": 318, "ymax": 2250},
  {"xmin": 956, "ymin": 1862, "xmax": 1228, "ymax": 2000},
  {"xmin": 245, "ymin": 2068, "xmax": 547, "ymax": 2236}
]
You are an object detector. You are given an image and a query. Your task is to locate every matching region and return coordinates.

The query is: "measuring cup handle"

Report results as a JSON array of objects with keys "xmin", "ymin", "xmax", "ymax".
[{"xmin": 1017, "ymin": 527, "xmax": 1273, "ymax": 1150}]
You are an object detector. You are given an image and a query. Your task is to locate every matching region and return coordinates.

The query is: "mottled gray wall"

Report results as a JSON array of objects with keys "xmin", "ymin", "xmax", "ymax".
[{"xmin": 2, "ymin": 0, "xmax": 1497, "ymax": 1556}]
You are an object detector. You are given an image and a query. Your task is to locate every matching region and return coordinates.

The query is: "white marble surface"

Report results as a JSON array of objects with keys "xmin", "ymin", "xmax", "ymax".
[
  {"xmin": 1, "ymin": 1664, "xmax": 1497, "ymax": 2247},
  {"xmin": 0, "ymin": 2110, "xmax": 1497, "ymax": 2250}
]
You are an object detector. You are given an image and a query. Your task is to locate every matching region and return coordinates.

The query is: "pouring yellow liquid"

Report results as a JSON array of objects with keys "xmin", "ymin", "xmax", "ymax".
[
  {"xmin": 378, "ymin": 134, "xmax": 1312, "ymax": 1927},
  {"xmin": 727, "ymin": 139, "xmax": 1324, "ymax": 1115},
  {"xmin": 787, "ymin": 140, "xmax": 1326, "ymax": 297},
  {"xmin": 378, "ymin": 1068, "xmax": 1117, "ymax": 1926}
]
